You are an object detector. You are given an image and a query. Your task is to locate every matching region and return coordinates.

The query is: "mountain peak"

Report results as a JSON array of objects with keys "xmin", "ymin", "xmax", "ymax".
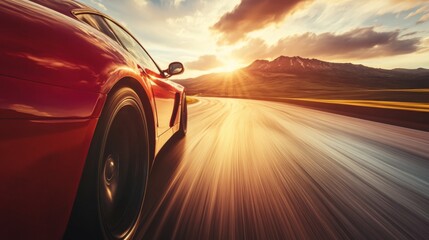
[{"xmin": 247, "ymin": 56, "xmax": 331, "ymax": 71}]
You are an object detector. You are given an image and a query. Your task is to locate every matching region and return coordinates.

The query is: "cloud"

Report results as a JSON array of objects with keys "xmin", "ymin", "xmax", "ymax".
[
  {"xmin": 173, "ymin": 0, "xmax": 185, "ymax": 7},
  {"xmin": 419, "ymin": 38, "xmax": 429, "ymax": 53},
  {"xmin": 404, "ymin": 4, "xmax": 429, "ymax": 24},
  {"xmin": 390, "ymin": 0, "xmax": 428, "ymax": 4},
  {"xmin": 186, "ymin": 55, "xmax": 224, "ymax": 70},
  {"xmin": 417, "ymin": 13, "xmax": 429, "ymax": 24},
  {"xmin": 405, "ymin": 5, "xmax": 428, "ymax": 19},
  {"xmin": 400, "ymin": 31, "xmax": 419, "ymax": 38},
  {"xmin": 212, "ymin": 0, "xmax": 309, "ymax": 44},
  {"xmin": 233, "ymin": 27, "xmax": 421, "ymax": 62},
  {"xmin": 133, "ymin": 0, "xmax": 148, "ymax": 7},
  {"xmin": 90, "ymin": 0, "xmax": 107, "ymax": 11},
  {"xmin": 232, "ymin": 38, "xmax": 270, "ymax": 62}
]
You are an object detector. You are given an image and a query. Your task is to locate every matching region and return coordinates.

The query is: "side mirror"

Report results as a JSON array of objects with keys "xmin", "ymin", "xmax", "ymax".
[{"xmin": 167, "ymin": 62, "xmax": 184, "ymax": 76}]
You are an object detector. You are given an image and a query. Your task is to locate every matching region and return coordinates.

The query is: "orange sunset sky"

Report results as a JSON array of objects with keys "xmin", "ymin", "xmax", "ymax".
[{"xmin": 80, "ymin": 0, "xmax": 429, "ymax": 78}]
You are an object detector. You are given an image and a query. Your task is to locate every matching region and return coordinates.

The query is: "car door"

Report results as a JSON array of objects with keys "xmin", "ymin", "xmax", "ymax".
[
  {"xmin": 102, "ymin": 18, "xmax": 177, "ymax": 136},
  {"xmin": 149, "ymin": 77, "xmax": 177, "ymax": 135}
]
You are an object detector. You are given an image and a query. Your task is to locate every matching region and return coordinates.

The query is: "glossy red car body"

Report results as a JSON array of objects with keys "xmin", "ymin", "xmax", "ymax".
[{"xmin": 0, "ymin": 0, "xmax": 185, "ymax": 238}]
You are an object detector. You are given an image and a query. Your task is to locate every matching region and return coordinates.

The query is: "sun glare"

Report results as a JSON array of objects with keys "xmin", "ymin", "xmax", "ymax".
[{"xmin": 219, "ymin": 60, "xmax": 242, "ymax": 73}]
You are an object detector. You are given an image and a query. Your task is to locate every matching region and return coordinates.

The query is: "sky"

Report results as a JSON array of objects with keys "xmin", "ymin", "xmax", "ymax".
[{"xmin": 80, "ymin": 0, "xmax": 429, "ymax": 78}]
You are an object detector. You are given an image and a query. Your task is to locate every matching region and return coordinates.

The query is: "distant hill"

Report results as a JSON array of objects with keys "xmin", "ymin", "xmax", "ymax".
[
  {"xmin": 174, "ymin": 56, "xmax": 429, "ymax": 102},
  {"xmin": 247, "ymin": 56, "xmax": 370, "ymax": 73},
  {"xmin": 246, "ymin": 56, "xmax": 429, "ymax": 77}
]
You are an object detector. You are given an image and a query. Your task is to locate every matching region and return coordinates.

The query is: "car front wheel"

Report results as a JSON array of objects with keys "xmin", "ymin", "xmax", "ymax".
[{"xmin": 66, "ymin": 87, "xmax": 150, "ymax": 240}]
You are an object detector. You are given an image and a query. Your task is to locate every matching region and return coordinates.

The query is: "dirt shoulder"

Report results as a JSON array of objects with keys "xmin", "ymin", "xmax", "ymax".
[{"xmin": 194, "ymin": 95, "xmax": 429, "ymax": 132}]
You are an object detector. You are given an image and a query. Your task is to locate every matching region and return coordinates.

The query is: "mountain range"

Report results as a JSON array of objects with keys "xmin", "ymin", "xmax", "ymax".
[
  {"xmin": 246, "ymin": 56, "xmax": 429, "ymax": 76},
  {"xmin": 174, "ymin": 56, "xmax": 429, "ymax": 102}
]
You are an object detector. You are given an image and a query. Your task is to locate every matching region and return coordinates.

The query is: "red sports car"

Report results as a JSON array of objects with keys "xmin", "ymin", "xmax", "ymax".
[{"xmin": 0, "ymin": 0, "xmax": 187, "ymax": 239}]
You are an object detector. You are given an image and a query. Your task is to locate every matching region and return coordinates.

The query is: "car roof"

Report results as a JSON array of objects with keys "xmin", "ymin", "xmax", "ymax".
[{"xmin": 28, "ymin": 0, "xmax": 166, "ymax": 75}]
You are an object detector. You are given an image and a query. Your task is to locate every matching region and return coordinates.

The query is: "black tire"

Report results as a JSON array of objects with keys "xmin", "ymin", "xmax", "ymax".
[
  {"xmin": 177, "ymin": 93, "xmax": 187, "ymax": 137},
  {"xmin": 65, "ymin": 87, "xmax": 150, "ymax": 240}
]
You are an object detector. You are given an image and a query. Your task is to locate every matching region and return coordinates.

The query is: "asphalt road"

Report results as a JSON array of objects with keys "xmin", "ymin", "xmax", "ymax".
[{"xmin": 140, "ymin": 97, "xmax": 429, "ymax": 239}]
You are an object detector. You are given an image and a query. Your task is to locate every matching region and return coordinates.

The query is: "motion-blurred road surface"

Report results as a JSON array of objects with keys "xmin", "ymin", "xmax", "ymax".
[{"xmin": 141, "ymin": 97, "xmax": 429, "ymax": 239}]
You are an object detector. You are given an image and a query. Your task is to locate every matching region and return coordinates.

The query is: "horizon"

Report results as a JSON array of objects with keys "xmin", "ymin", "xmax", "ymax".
[
  {"xmin": 80, "ymin": 0, "xmax": 429, "ymax": 78},
  {"xmin": 175, "ymin": 55, "xmax": 429, "ymax": 80}
]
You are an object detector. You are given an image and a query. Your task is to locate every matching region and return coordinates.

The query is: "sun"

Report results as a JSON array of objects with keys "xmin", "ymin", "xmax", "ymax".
[{"xmin": 219, "ymin": 60, "xmax": 242, "ymax": 73}]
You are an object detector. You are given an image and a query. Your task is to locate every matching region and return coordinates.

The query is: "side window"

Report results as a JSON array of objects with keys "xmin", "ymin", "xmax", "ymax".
[
  {"xmin": 104, "ymin": 18, "xmax": 162, "ymax": 77},
  {"xmin": 75, "ymin": 14, "xmax": 117, "ymax": 42}
]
